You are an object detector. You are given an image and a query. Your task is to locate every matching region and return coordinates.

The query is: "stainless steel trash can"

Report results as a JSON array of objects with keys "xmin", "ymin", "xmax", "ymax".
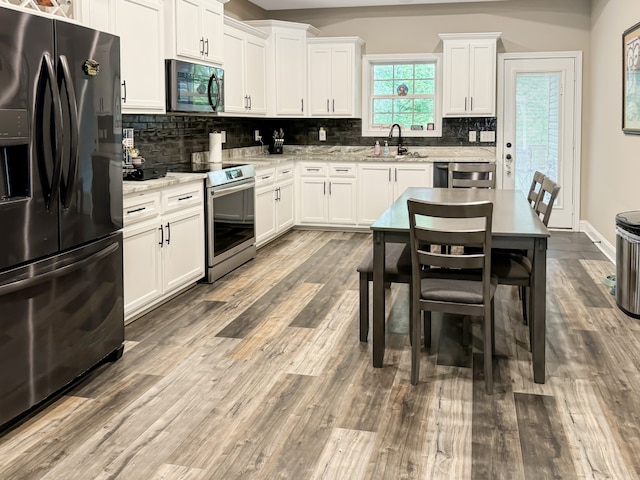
[{"xmin": 616, "ymin": 211, "xmax": 640, "ymax": 318}]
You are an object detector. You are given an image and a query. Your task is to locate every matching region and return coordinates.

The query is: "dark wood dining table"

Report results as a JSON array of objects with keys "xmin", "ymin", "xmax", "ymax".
[{"xmin": 370, "ymin": 187, "xmax": 551, "ymax": 383}]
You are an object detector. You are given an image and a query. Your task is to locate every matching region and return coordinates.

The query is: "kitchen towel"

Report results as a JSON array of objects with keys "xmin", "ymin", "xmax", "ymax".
[{"xmin": 209, "ymin": 132, "xmax": 222, "ymax": 164}]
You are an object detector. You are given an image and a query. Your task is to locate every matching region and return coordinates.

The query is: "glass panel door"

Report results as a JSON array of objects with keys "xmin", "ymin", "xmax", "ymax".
[{"xmin": 500, "ymin": 56, "xmax": 578, "ymax": 229}]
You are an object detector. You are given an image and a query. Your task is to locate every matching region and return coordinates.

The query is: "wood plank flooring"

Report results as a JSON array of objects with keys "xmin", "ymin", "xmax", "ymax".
[{"xmin": 1, "ymin": 229, "xmax": 638, "ymax": 479}]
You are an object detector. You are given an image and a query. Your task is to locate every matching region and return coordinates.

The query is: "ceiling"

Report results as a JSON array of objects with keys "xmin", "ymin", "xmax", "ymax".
[{"xmin": 248, "ymin": 0, "xmax": 507, "ymax": 11}]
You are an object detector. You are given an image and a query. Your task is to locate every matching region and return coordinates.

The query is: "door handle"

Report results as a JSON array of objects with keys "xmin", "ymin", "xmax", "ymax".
[{"xmin": 58, "ymin": 55, "xmax": 79, "ymax": 209}]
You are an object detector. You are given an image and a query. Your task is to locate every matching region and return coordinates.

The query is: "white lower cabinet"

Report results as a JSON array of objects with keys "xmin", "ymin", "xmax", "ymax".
[
  {"xmin": 357, "ymin": 163, "xmax": 433, "ymax": 225},
  {"xmin": 123, "ymin": 180, "xmax": 205, "ymax": 322},
  {"xmin": 255, "ymin": 163, "xmax": 295, "ymax": 247},
  {"xmin": 298, "ymin": 163, "xmax": 357, "ymax": 226}
]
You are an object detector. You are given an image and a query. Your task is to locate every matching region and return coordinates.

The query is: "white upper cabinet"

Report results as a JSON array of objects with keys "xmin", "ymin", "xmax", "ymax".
[
  {"xmin": 308, "ymin": 38, "xmax": 364, "ymax": 117},
  {"xmin": 223, "ymin": 17, "xmax": 268, "ymax": 115},
  {"xmin": 117, "ymin": 0, "xmax": 166, "ymax": 114},
  {"xmin": 440, "ymin": 33, "xmax": 501, "ymax": 117},
  {"xmin": 77, "ymin": 0, "xmax": 117, "ymax": 34},
  {"xmin": 78, "ymin": 0, "xmax": 166, "ymax": 114},
  {"xmin": 165, "ymin": 0, "xmax": 227, "ymax": 65},
  {"xmin": 246, "ymin": 20, "xmax": 319, "ymax": 117}
]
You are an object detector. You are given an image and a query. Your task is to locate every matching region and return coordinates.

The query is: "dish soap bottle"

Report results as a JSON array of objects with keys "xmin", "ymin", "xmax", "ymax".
[
  {"xmin": 383, "ymin": 141, "xmax": 389, "ymax": 155},
  {"xmin": 374, "ymin": 140, "xmax": 381, "ymax": 156}
]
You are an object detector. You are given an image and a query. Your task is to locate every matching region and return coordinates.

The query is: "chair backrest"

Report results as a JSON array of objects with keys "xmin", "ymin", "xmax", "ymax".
[
  {"xmin": 448, "ymin": 163, "xmax": 496, "ymax": 189},
  {"xmin": 407, "ymin": 199, "xmax": 494, "ymax": 296},
  {"xmin": 527, "ymin": 171, "xmax": 546, "ymax": 206},
  {"xmin": 535, "ymin": 177, "xmax": 561, "ymax": 226}
]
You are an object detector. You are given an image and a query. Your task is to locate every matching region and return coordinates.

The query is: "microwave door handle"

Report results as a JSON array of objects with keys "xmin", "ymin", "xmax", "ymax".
[
  {"xmin": 58, "ymin": 55, "xmax": 79, "ymax": 209},
  {"xmin": 208, "ymin": 71, "xmax": 221, "ymax": 111}
]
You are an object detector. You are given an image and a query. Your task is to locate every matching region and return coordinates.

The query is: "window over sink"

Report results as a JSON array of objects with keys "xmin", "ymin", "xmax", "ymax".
[{"xmin": 362, "ymin": 53, "xmax": 442, "ymax": 138}]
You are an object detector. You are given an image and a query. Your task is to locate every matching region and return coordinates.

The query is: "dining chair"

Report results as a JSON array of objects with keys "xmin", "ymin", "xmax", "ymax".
[
  {"xmin": 356, "ymin": 243, "xmax": 412, "ymax": 342},
  {"xmin": 492, "ymin": 177, "xmax": 561, "ymax": 330},
  {"xmin": 448, "ymin": 163, "xmax": 497, "ymax": 189},
  {"xmin": 527, "ymin": 171, "xmax": 546, "ymax": 207},
  {"xmin": 407, "ymin": 198, "xmax": 497, "ymax": 394}
]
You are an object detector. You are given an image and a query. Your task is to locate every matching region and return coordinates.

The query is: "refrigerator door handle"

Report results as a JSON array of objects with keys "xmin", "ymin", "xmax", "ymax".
[
  {"xmin": 0, "ymin": 242, "xmax": 119, "ymax": 298},
  {"xmin": 35, "ymin": 53, "xmax": 64, "ymax": 211},
  {"xmin": 58, "ymin": 55, "xmax": 79, "ymax": 210}
]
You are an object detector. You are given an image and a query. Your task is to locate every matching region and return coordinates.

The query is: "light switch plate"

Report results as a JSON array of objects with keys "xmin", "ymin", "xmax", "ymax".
[
  {"xmin": 469, "ymin": 131, "xmax": 477, "ymax": 142},
  {"xmin": 480, "ymin": 131, "xmax": 496, "ymax": 142}
]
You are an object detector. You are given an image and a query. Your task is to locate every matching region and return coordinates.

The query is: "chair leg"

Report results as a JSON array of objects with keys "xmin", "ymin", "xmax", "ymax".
[
  {"xmin": 411, "ymin": 305, "xmax": 421, "ymax": 386},
  {"xmin": 359, "ymin": 273, "xmax": 369, "ymax": 342},
  {"xmin": 521, "ymin": 285, "xmax": 528, "ymax": 325},
  {"xmin": 483, "ymin": 304, "xmax": 493, "ymax": 395},
  {"xmin": 423, "ymin": 311, "xmax": 431, "ymax": 349},
  {"xmin": 491, "ymin": 298, "xmax": 496, "ymax": 356}
]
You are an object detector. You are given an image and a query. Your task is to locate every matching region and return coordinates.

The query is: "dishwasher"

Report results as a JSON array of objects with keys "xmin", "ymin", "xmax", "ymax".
[{"xmin": 433, "ymin": 162, "xmax": 491, "ymax": 187}]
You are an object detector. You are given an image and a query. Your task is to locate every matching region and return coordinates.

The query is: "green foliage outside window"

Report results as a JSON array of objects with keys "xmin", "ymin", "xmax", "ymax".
[{"xmin": 370, "ymin": 62, "xmax": 436, "ymax": 131}]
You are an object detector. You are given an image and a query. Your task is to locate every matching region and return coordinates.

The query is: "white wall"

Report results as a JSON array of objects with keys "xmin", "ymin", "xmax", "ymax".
[{"xmin": 588, "ymin": 0, "xmax": 640, "ymax": 245}]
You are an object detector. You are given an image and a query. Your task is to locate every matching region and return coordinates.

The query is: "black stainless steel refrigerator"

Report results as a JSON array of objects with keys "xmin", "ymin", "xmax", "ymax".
[{"xmin": 0, "ymin": 8, "xmax": 124, "ymax": 430}]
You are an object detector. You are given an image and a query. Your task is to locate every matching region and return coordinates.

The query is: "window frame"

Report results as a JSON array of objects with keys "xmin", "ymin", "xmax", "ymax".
[{"xmin": 361, "ymin": 53, "xmax": 443, "ymax": 138}]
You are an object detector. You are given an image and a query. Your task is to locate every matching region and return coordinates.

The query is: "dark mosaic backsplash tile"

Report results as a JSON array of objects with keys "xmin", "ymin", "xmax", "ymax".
[{"xmin": 123, "ymin": 115, "xmax": 497, "ymax": 168}]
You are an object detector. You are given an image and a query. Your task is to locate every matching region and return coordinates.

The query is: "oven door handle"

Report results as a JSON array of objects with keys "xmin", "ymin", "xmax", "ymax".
[{"xmin": 211, "ymin": 180, "xmax": 254, "ymax": 198}]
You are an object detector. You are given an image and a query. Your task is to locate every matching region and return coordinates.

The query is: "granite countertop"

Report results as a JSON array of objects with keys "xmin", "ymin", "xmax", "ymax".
[
  {"xmin": 234, "ymin": 146, "xmax": 497, "ymax": 169},
  {"xmin": 123, "ymin": 172, "xmax": 207, "ymax": 195}
]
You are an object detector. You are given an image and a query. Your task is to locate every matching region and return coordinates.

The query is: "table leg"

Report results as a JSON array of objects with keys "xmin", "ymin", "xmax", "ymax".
[
  {"xmin": 373, "ymin": 232, "xmax": 385, "ymax": 368},
  {"xmin": 532, "ymin": 237, "xmax": 547, "ymax": 383}
]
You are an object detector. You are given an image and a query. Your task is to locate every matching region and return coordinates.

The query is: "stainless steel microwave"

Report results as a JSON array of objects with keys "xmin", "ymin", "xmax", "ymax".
[{"xmin": 166, "ymin": 59, "xmax": 224, "ymax": 114}]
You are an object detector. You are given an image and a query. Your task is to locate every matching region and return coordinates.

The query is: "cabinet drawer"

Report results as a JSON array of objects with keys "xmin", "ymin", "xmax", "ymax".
[
  {"xmin": 255, "ymin": 168, "xmax": 276, "ymax": 187},
  {"xmin": 162, "ymin": 181, "xmax": 204, "ymax": 214},
  {"xmin": 123, "ymin": 191, "xmax": 161, "ymax": 226},
  {"xmin": 299, "ymin": 163, "xmax": 327, "ymax": 177},
  {"xmin": 276, "ymin": 163, "xmax": 294, "ymax": 181},
  {"xmin": 330, "ymin": 163, "xmax": 356, "ymax": 177}
]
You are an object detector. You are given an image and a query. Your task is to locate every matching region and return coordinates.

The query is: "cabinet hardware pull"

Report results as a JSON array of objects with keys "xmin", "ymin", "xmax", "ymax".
[
  {"xmin": 327, "ymin": 99, "xmax": 330, "ymax": 112},
  {"xmin": 395, "ymin": 168, "xmax": 397, "ymax": 182},
  {"xmin": 335, "ymin": 168, "xmax": 349, "ymax": 172},
  {"xmin": 204, "ymin": 38, "xmax": 209, "ymax": 56},
  {"xmin": 388, "ymin": 168, "xmax": 391, "ymax": 182},
  {"xmin": 323, "ymin": 181, "xmax": 326, "ymax": 195},
  {"xmin": 308, "ymin": 168, "xmax": 320, "ymax": 172},
  {"xmin": 301, "ymin": 98, "xmax": 304, "ymax": 112},
  {"xmin": 178, "ymin": 195, "xmax": 193, "ymax": 201},
  {"xmin": 332, "ymin": 99, "xmax": 335, "ymax": 112},
  {"xmin": 121, "ymin": 80, "xmax": 127, "ymax": 103},
  {"xmin": 282, "ymin": 170, "xmax": 290, "ymax": 175},
  {"xmin": 248, "ymin": 95, "xmax": 252, "ymax": 110},
  {"xmin": 470, "ymin": 97, "xmax": 473, "ymax": 111},
  {"xmin": 126, "ymin": 207, "xmax": 146, "ymax": 214},
  {"xmin": 166, "ymin": 222, "xmax": 171, "ymax": 245},
  {"xmin": 261, "ymin": 175, "xmax": 272, "ymax": 180},
  {"xmin": 159, "ymin": 225, "xmax": 164, "ymax": 247},
  {"xmin": 200, "ymin": 37, "xmax": 204, "ymax": 55}
]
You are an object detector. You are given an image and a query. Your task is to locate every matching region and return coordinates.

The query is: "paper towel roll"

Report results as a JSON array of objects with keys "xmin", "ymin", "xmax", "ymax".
[{"xmin": 209, "ymin": 132, "xmax": 222, "ymax": 164}]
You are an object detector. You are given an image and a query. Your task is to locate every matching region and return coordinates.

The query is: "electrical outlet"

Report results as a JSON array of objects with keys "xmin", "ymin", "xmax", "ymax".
[
  {"xmin": 319, "ymin": 128, "xmax": 327, "ymax": 141},
  {"xmin": 191, "ymin": 151, "xmax": 205, "ymax": 163},
  {"xmin": 254, "ymin": 130, "xmax": 261, "ymax": 142},
  {"xmin": 469, "ymin": 131, "xmax": 477, "ymax": 142},
  {"xmin": 480, "ymin": 131, "xmax": 496, "ymax": 142},
  {"xmin": 220, "ymin": 131, "xmax": 226, "ymax": 143}
]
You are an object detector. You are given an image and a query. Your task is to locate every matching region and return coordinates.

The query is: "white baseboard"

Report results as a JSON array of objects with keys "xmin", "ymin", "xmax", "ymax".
[{"xmin": 579, "ymin": 220, "xmax": 616, "ymax": 264}]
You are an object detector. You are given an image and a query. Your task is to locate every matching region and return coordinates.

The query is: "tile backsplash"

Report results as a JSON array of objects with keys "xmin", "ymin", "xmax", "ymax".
[{"xmin": 123, "ymin": 115, "xmax": 497, "ymax": 168}]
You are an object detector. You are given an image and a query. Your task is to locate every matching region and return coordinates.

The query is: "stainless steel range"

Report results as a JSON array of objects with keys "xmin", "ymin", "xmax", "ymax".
[{"xmin": 193, "ymin": 163, "xmax": 256, "ymax": 283}]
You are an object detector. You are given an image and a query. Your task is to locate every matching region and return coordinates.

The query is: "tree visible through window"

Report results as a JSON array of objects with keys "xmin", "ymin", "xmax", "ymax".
[{"xmin": 371, "ymin": 62, "xmax": 436, "ymax": 132}]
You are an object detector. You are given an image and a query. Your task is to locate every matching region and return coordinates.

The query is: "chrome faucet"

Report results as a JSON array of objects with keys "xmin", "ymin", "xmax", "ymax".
[{"xmin": 388, "ymin": 123, "xmax": 408, "ymax": 155}]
